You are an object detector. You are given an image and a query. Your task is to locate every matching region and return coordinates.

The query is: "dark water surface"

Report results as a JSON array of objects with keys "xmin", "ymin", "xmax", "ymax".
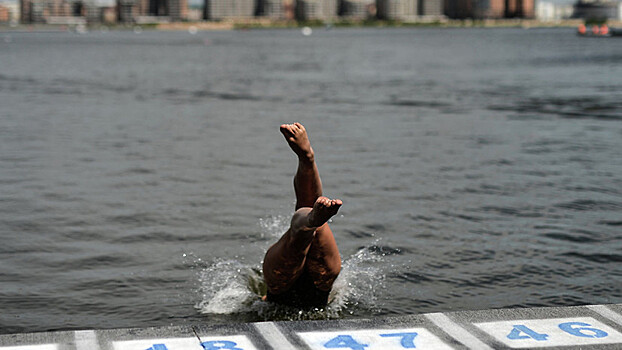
[{"xmin": 1, "ymin": 27, "xmax": 621, "ymax": 334}]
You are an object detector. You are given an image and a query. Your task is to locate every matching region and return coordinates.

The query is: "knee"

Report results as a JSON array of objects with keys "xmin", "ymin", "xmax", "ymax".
[{"xmin": 291, "ymin": 207, "xmax": 312, "ymax": 231}]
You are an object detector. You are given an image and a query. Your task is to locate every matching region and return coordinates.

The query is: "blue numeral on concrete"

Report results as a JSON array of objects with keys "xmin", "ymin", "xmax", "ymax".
[
  {"xmin": 324, "ymin": 335, "xmax": 369, "ymax": 350},
  {"xmin": 380, "ymin": 332, "xmax": 418, "ymax": 348},
  {"xmin": 201, "ymin": 340, "xmax": 244, "ymax": 350},
  {"xmin": 507, "ymin": 325, "xmax": 548, "ymax": 341},
  {"xmin": 559, "ymin": 322, "xmax": 608, "ymax": 338},
  {"xmin": 148, "ymin": 345, "xmax": 168, "ymax": 350}
]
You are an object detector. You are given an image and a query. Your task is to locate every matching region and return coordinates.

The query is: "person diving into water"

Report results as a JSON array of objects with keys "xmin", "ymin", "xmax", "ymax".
[{"xmin": 262, "ymin": 123, "xmax": 342, "ymax": 309}]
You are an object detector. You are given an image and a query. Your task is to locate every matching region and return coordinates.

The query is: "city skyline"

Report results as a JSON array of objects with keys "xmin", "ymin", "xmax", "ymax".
[
  {"xmin": 0, "ymin": 0, "xmax": 584, "ymax": 6},
  {"xmin": 18, "ymin": 0, "xmax": 544, "ymax": 24},
  {"xmin": 11, "ymin": 0, "xmax": 622, "ymax": 24}
]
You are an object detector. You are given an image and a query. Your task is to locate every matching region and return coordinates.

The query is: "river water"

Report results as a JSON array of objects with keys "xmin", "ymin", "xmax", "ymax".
[{"xmin": 0, "ymin": 27, "xmax": 621, "ymax": 334}]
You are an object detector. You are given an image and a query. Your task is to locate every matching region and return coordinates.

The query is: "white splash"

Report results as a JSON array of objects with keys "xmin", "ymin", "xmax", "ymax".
[
  {"xmin": 195, "ymin": 244, "xmax": 386, "ymax": 318},
  {"xmin": 195, "ymin": 260, "xmax": 260, "ymax": 315},
  {"xmin": 258, "ymin": 214, "xmax": 289, "ymax": 239},
  {"xmin": 195, "ymin": 215, "xmax": 386, "ymax": 319},
  {"xmin": 327, "ymin": 242, "xmax": 386, "ymax": 316}
]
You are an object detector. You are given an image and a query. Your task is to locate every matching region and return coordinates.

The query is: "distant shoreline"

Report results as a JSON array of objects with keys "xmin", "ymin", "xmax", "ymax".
[{"xmin": 2, "ymin": 19, "xmax": 621, "ymax": 32}]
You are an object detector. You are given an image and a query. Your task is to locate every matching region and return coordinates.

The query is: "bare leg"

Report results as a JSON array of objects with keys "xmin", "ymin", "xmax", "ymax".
[
  {"xmin": 279, "ymin": 123, "xmax": 322, "ymax": 210},
  {"xmin": 305, "ymin": 223, "xmax": 341, "ymax": 292},
  {"xmin": 263, "ymin": 197, "xmax": 342, "ymax": 294},
  {"xmin": 263, "ymin": 123, "xmax": 342, "ymax": 296}
]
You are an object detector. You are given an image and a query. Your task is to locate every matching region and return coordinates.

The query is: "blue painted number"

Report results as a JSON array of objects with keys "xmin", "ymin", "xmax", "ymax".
[
  {"xmin": 507, "ymin": 325, "xmax": 548, "ymax": 341},
  {"xmin": 379, "ymin": 332, "xmax": 418, "ymax": 348},
  {"xmin": 559, "ymin": 322, "xmax": 608, "ymax": 338},
  {"xmin": 146, "ymin": 345, "xmax": 168, "ymax": 350},
  {"xmin": 380, "ymin": 332, "xmax": 417, "ymax": 349},
  {"xmin": 324, "ymin": 335, "xmax": 368, "ymax": 350},
  {"xmin": 201, "ymin": 340, "xmax": 244, "ymax": 350}
]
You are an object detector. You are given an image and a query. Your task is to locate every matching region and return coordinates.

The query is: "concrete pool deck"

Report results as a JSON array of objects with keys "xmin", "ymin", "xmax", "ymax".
[{"xmin": 1, "ymin": 303, "xmax": 621, "ymax": 349}]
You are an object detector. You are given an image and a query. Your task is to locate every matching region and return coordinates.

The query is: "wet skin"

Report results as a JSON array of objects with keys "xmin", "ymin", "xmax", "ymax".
[{"xmin": 262, "ymin": 123, "xmax": 342, "ymax": 303}]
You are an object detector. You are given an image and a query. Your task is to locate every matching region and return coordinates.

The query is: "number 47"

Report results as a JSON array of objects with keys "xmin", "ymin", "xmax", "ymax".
[{"xmin": 324, "ymin": 332, "xmax": 419, "ymax": 349}]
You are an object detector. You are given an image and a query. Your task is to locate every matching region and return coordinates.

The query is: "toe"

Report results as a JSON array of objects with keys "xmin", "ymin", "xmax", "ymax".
[{"xmin": 280, "ymin": 124, "xmax": 291, "ymax": 134}]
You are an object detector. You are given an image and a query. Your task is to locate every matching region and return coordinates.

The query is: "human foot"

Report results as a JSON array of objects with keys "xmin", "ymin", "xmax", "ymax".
[
  {"xmin": 280, "ymin": 123, "xmax": 314, "ymax": 162},
  {"xmin": 307, "ymin": 196, "xmax": 342, "ymax": 228}
]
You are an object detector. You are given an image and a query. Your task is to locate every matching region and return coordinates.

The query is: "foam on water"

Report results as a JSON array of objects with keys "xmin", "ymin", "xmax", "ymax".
[
  {"xmin": 257, "ymin": 214, "xmax": 290, "ymax": 240},
  {"xmin": 328, "ymin": 243, "xmax": 385, "ymax": 315},
  {"xmin": 195, "ymin": 260, "xmax": 261, "ymax": 314},
  {"xmin": 195, "ymin": 216, "xmax": 386, "ymax": 320}
]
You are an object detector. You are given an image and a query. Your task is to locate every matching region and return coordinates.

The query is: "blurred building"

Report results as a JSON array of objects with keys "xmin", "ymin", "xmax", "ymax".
[
  {"xmin": 421, "ymin": 0, "xmax": 443, "ymax": 16},
  {"xmin": 204, "ymin": 0, "xmax": 255, "ymax": 19},
  {"xmin": 474, "ymin": 0, "xmax": 504, "ymax": 18},
  {"xmin": 0, "ymin": 1, "xmax": 19, "ymax": 21},
  {"xmin": 117, "ymin": 0, "xmax": 139, "ymax": 22},
  {"xmin": 295, "ymin": 0, "xmax": 338, "ymax": 20},
  {"xmin": 444, "ymin": 0, "xmax": 534, "ymax": 18},
  {"xmin": 257, "ymin": 0, "xmax": 289, "ymax": 18},
  {"xmin": 376, "ymin": 0, "xmax": 417, "ymax": 20},
  {"xmin": 117, "ymin": 0, "xmax": 186, "ymax": 23},
  {"xmin": 536, "ymin": 1, "xmax": 573, "ymax": 20},
  {"xmin": 443, "ymin": 0, "xmax": 469, "ymax": 18},
  {"xmin": 186, "ymin": 4, "xmax": 201, "ymax": 20},
  {"xmin": 167, "ymin": 0, "xmax": 187, "ymax": 20},
  {"xmin": 20, "ymin": 0, "xmax": 95, "ymax": 23},
  {"xmin": 339, "ymin": 0, "xmax": 375, "ymax": 19},
  {"xmin": 0, "ymin": 3, "xmax": 9, "ymax": 21},
  {"xmin": 507, "ymin": 0, "xmax": 534, "ymax": 17},
  {"xmin": 376, "ymin": 0, "xmax": 443, "ymax": 19},
  {"xmin": 279, "ymin": 0, "xmax": 296, "ymax": 19},
  {"xmin": 572, "ymin": 0, "xmax": 618, "ymax": 20}
]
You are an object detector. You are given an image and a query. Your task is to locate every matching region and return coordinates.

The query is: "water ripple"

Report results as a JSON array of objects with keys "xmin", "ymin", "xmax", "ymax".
[
  {"xmin": 560, "ymin": 252, "xmax": 622, "ymax": 264},
  {"xmin": 542, "ymin": 232, "xmax": 600, "ymax": 243},
  {"xmin": 555, "ymin": 199, "xmax": 622, "ymax": 211}
]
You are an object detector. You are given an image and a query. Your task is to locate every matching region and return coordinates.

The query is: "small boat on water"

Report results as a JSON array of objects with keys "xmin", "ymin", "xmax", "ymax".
[{"xmin": 577, "ymin": 23, "xmax": 622, "ymax": 37}]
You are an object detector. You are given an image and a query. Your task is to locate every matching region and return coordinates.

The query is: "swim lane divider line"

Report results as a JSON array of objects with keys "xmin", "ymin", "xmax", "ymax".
[
  {"xmin": 425, "ymin": 312, "xmax": 493, "ymax": 350},
  {"xmin": 588, "ymin": 305, "xmax": 622, "ymax": 327},
  {"xmin": 253, "ymin": 321, "xmax": 297, "ymax": 350},
  {"xmin": 74, "ymin": 330, "xmax": 99, "ymax": 350}
]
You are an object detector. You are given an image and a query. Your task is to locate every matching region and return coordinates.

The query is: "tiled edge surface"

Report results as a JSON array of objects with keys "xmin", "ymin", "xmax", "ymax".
[{"xmin": 1, "ymin": 304, "xmax": 621, "ymax": 349}]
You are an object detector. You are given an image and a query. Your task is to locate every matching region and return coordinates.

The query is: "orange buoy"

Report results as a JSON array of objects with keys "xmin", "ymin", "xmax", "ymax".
[
  {"xmin": 592, "ymin": 25, "xmax": 600, "ymax": 35},
  {"xmin": 600, "ymin": 25, "xmax": 609, "ymax": 36},
  {"xmin": 578, "ymin": 24, "xmax": 587, "ymax": 34}
]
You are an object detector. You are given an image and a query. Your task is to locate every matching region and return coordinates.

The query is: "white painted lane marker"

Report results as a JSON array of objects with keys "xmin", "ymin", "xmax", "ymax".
[
  {"xmin": 475, "ymin": 317, "xmax": 622, "ymax": 348},
  {"xmin": 75, "ymin": 330, "xmax": 99, "ymax": 350},
  {"xmin": 588, "ymin": 305, "xmax": 622, "ymax": 327},
  {"xmin": 425, "ymin": 312, "xmax": 493, "ymax": 350},
  {"xmin": 0, "ymin": 345, "xmax": 57, "ymax": 350},
  {"xmin": 253, "ymin": 322, "xmax": 297, "ymax": 350},
  {"xmin": 298, "ymin": 327, "xmax": 453, "ymax": 349}
]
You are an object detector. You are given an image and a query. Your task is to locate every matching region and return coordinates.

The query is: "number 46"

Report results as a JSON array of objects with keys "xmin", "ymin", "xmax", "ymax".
[{"xmin": 507, "ymin": 322, "xmax": 608, "ymax": 341}]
